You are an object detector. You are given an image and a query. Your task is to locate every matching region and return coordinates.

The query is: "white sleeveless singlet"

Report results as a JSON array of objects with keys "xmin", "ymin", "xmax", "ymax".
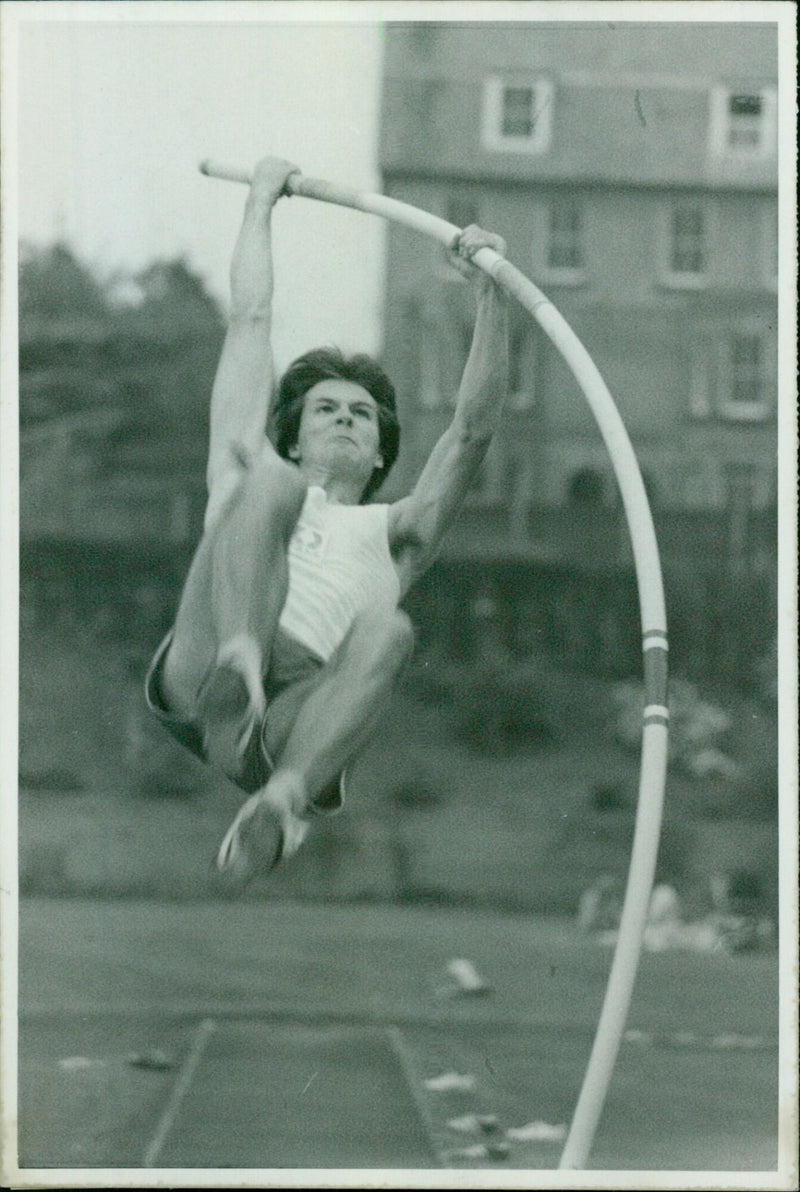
[{"xmin": 278, "ymin": 486, "xmax": 401, "ymax": 662}]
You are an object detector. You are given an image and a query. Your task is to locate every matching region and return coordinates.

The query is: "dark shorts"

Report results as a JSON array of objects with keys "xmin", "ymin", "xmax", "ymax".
[{"xmin": 144, "ymin": 629, "xmax": 345, "ymax": 815}]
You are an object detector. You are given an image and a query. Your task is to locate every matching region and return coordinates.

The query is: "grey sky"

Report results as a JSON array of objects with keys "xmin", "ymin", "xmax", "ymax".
[{"xmin": 16, "ymin": 14, "xmax": 385, "ymax": 369}]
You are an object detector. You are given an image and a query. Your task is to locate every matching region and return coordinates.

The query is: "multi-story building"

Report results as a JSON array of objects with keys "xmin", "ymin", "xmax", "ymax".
[{"xmin": 379, "ymin": 21, "xmax": 779, "ymax": 592}]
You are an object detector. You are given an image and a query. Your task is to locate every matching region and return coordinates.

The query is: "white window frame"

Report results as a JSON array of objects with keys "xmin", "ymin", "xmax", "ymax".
[
  {"xmin": 709, "ymin": 85, "xmax": 778, "ymax": 160},
  {"xmin": 481, "ymin": 76, "xmax": 554, "ymax": 155},
  {"xmin": 688, "ymin": 342, "xmax": 712, "ymax": 420},
  {"xmin": 717, "ymin": 327, "xmax": 773, "ymax": 423},
  {"xmin": 658, "ymin": 199, "xmax": 713, "ymax": 290}
]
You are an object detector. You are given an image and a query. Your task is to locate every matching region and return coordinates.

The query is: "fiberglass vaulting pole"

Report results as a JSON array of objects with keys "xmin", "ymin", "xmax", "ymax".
[{"xmin": 199, "ymin": 160, "xmax": 670, "ymax": 1169}]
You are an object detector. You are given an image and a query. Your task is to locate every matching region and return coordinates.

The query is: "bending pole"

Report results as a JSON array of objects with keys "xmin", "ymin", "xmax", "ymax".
[{"xmin": 199, "ymin": 160, "xmax": 670, "ymax": 1169}]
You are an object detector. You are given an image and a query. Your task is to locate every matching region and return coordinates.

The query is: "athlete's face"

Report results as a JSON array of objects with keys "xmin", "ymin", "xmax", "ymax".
[{"xmin": 289, "ymin": 379, "xmax": 383, "ymax": 486}]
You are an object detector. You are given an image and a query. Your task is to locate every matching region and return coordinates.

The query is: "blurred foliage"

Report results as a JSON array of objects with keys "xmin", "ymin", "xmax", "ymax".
[
  {"xmin": 454, "ymin": 662, "xmax": 561, "ymax": 754},
  {"xmin": 19, "ymin": 241, "xmax": 224, "ymax": 486},
  {"xmin": 20, "ymin": 242, "xmax": 109, "ymax": 324},
  {"xmin": 612, "ymin": 677, "xmax": 736, "ymax": 777},
  {"xmin": 611, "ymin": 675, "xmax": 777, "ymax": 820}
]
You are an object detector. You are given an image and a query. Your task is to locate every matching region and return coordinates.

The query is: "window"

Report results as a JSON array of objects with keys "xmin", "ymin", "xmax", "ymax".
[
  {"xmin": 414, "ymin": 298, "xmax": 474, "ymax": 410},
  {"xmin": 709, "ymin": 86, "xmax": 777, "ymax": 159},
  {"xmin": 503, "ymin": 87, "xmax": 537, "ymax": 138},
  {"xmin": 532, "ymin": 199, "xmax": 587, "ymax": 285},
  {"xmin": 548, "ymin": 201, "xmax": 584, "ymax": 271},
  {"xmin": 689, "ymin": 326, "xmax": 774, "ymax": 423},
  {"xmin": 660, "ymin": 201, "xmax": 710, "ymax": 288},
  {"xmin": 730, "ymin": 334, "xmax": 763, "ymax": 406},
  {"xmin": 718, "ymin": 331, "xmax": 773, "ymax": 422},
  {"xmin": 728, "ymin": 94, "xmax": 763, "ymax": 149},
  {"xmin": 670, "ymin": 207, "xmax": 704, "ymax": 274},
  {"xmin": 568, "ymin": 468, "xmax": 606, "ymax": 506},
  {"xmin": 481, "ymin": 76, "xmax": 554, "ymax": 154}
]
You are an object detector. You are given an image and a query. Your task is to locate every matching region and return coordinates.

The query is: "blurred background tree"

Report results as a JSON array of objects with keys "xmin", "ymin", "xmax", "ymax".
[{"xmin": 19, "ymin": 243, "xmax": 224, "ymax": 545}]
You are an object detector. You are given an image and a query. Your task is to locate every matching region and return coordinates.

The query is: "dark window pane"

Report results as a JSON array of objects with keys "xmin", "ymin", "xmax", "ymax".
[
  {"xmin": 549, "ymin": 241, "xmax": 583, "ymax": 269},
  {"xmin": 732, "ymin": 335, "xmax": 760, "ymax": 368},
  {"xmin": 731, "ymin": 334, "xmax": 763, "ymax": 404},
  {"xmin": 729, "ymin": 93, "xmax": 762, "ymax": 117},
  {"xmin": 727, "ymin": 93, "xmax": 764, "ymax": 149},
  {"xmin": 670, "ymin": 206, "xmax": 704, "ymax": 273},
  {"xmin": 569, "ymin": 468, "xmax": 605, "ymax": 505},
  {"xmin": 502, "ymin": 87, "xmax": 534, "ymax": 137},
  {"xmin": 548, "ymin": 201, "xmax": 583, "ymax": 269}
]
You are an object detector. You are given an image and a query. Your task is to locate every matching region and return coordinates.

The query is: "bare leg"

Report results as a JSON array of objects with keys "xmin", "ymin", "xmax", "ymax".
[
  {"xmin": 161, "ymin": 444, "xmax": 307, "ymax": 770},
  {"xmin": 277, "ymin": 608, "xmax": 413, "ymax": 807},
  {"xmin": 216, "ymin": 609, "xmax": 414, "ymax": 875}
]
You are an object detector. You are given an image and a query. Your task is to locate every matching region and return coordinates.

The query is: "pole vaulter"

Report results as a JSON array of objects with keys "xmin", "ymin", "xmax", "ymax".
[{"xmin": 199, "ymin": 159, "xmax": 670, "ymax": 1170}]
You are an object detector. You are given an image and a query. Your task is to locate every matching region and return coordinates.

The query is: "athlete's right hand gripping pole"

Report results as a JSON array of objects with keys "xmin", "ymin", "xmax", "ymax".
[{"xmin": 199, "ymin": 160, "xmax": 670, "ymax": 1169}]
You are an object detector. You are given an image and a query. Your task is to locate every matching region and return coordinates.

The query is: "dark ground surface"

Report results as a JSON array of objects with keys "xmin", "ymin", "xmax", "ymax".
[
  {"xmin": 12, "ymin": 623, "xmax": 791, "ymax": 1186},
  {"xmin": 12, "ymin": 897, "xmax": 791, "ymax": 1184}
]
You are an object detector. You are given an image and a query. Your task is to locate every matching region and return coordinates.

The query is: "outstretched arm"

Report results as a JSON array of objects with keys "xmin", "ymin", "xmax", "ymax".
[
  {"xmin": 388, "ymin": 226, "xmax": 509, "ymax": 591},
  {"xmin": 204, "ymin": 157, "xmax": 300, "ymax": 528}
]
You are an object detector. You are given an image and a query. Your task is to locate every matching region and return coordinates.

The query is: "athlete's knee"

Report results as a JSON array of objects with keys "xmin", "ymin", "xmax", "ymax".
[{"xmin": 160, "ymin": 637, "xmax": 205, "ymax": 720}]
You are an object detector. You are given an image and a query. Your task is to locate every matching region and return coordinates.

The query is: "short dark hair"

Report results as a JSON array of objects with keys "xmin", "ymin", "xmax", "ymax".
[{"xmin": 271, "ymin": 347, "xmax": 400, "ymax": 501}]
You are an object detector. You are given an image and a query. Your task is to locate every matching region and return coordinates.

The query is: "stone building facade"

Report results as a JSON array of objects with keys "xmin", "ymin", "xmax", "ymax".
[{"xmin": 379, "ymin": 22, "xmax": 779, "ymax": 577}]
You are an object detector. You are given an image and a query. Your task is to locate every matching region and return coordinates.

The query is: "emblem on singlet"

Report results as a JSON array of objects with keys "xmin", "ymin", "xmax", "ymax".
[{"xmin": 288, "ymin": 521, "xmax": 327, "ymax": 564}]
